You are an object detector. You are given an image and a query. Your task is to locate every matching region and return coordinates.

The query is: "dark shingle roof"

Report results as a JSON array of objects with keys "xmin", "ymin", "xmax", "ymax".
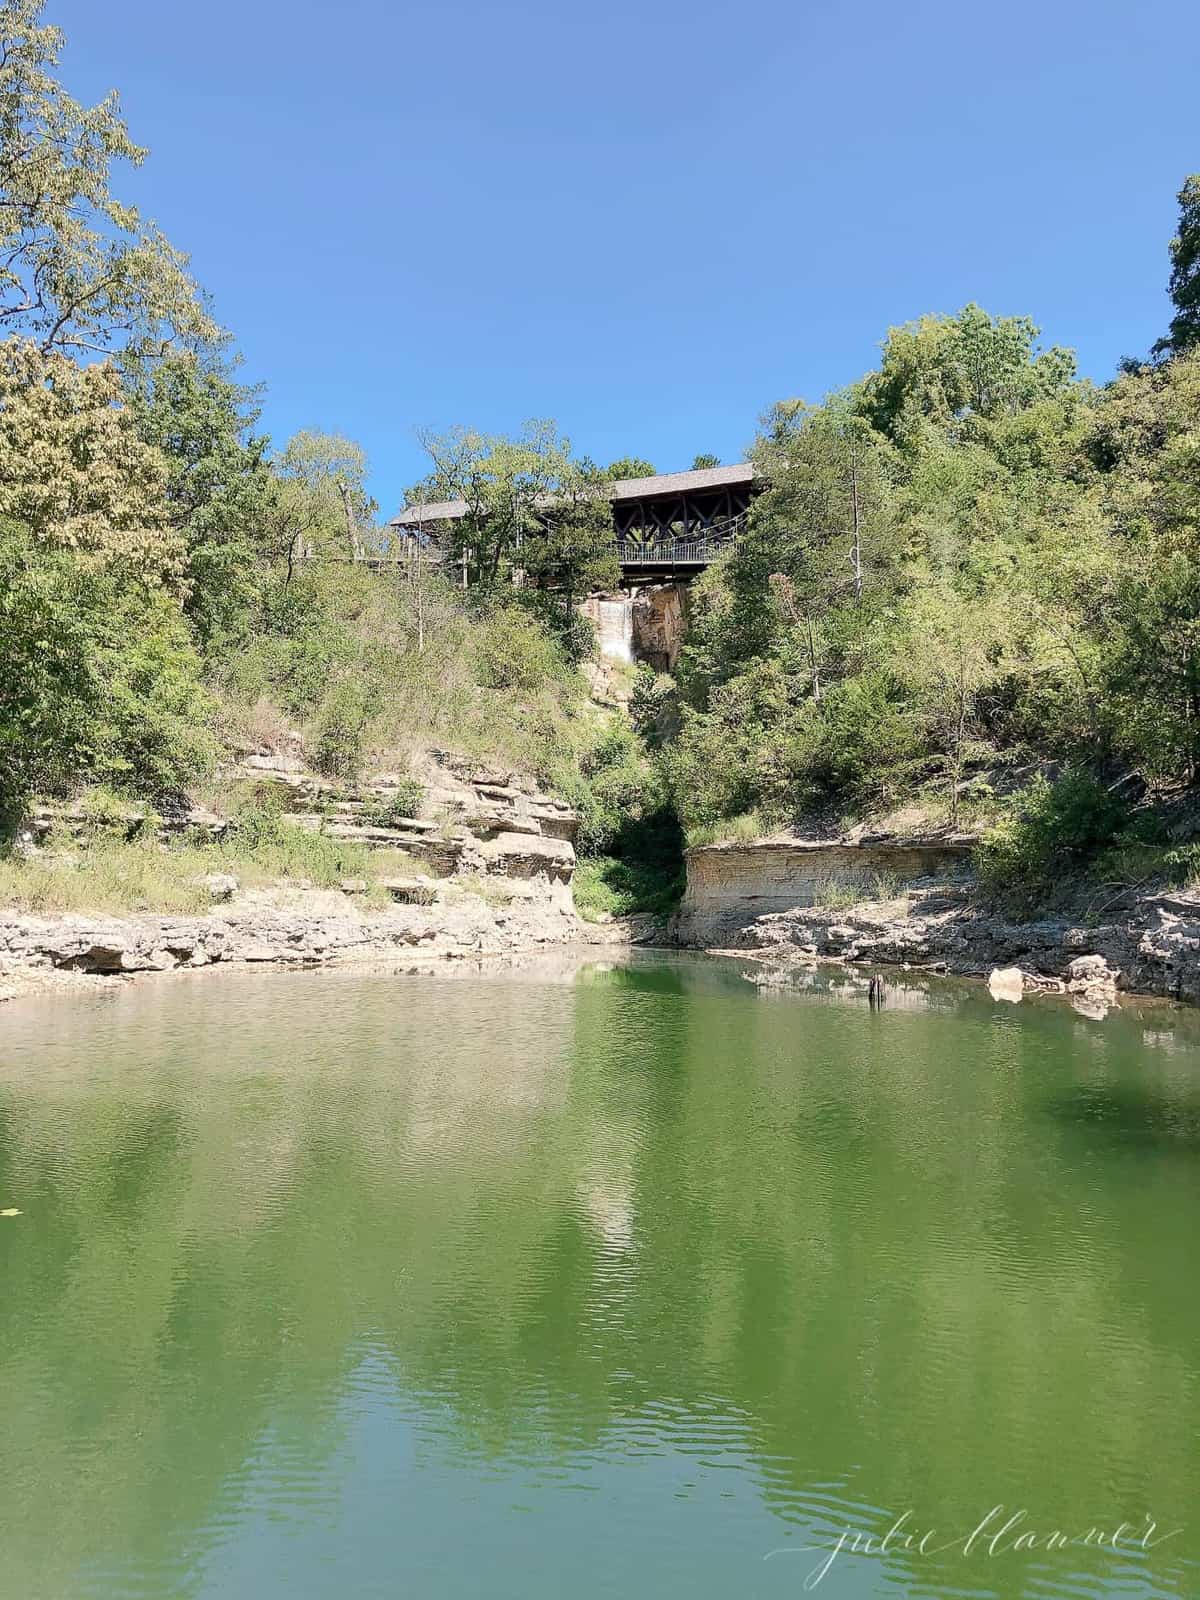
[{"xmin": 390, "ymin": 462, "xmax": 754, "ymax": 527}]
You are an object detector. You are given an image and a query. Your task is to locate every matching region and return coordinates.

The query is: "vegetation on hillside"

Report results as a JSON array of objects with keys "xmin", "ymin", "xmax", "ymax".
[{"xmin": 665, "ymin": 264, "xmax": 1200, "ymax": 907}]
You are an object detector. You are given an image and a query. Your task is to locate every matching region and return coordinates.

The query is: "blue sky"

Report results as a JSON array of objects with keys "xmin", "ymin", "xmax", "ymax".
[{"xmin": 51, "ymin": 0, "xmax": 1198, "ymax": 514}]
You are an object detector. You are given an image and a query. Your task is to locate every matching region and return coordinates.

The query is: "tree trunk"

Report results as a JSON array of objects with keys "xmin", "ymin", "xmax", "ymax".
[
  {"xmin": 337, "ymin": 480, "xmax": 358, "ymax": 561},
  {"xmin": 849, "ymin": 443, "xmax": 863, "ymax": 602}
]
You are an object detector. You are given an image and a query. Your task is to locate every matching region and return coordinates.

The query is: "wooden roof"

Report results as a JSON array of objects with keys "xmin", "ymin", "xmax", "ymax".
[{"xmin": 389, "ymin": 462, "xmax": 755, "ymax": 527}]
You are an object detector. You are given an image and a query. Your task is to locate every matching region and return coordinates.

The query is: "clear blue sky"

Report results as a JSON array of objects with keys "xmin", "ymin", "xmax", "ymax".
[{"xmin": 51, "ymin": 0, "xmax": 1198, "ymax": 514}]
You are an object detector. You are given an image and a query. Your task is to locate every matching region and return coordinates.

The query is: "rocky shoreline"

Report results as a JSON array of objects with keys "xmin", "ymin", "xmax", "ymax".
[
  {"xmin": 0, "ymin": 883, "xmax": 586, "ymax": 1005},
  {"xmin": 681, "ymin": 885, "xmax": 1200, "ymax": 1010}
]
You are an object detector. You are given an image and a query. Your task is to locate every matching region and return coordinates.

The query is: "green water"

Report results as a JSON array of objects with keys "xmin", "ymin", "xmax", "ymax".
[{"xmin": 1, "ymin": 953, "xmax": 1198, "ymax": 1600}]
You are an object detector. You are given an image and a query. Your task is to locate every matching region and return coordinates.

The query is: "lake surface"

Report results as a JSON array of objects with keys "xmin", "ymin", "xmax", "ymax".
[{"xmin": 1, "ymin": 952, "xmax": 1198, "ymax": 1600}]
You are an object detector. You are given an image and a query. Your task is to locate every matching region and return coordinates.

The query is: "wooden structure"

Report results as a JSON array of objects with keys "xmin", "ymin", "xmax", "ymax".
[{"xmin": 388, "ymin": 463, "xmax": 756, "ymax": 583}]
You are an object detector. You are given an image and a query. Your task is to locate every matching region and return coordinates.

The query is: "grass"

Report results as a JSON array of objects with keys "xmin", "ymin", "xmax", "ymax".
[
  {"xmin": 685, "ymin": 811, "xmax": 768, "ymax": 849},
  {"xmin": 573, "ymin": 854, "xmax": 684, "ymax": 923},
  {"xmin": 809, "ymin": 872, "xmax": 864, "ymax": 911},
  {"xmin": 0, "ymin": 820, "xmax": 421, "ymax": 917}
]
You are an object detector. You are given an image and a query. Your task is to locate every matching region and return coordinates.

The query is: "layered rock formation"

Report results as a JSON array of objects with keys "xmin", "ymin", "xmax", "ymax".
[
  {"xmin": 673, "ymin": 836, "xmax": 975, "ymax": 946},
  {"xmin": 1, "ymin": 750, "xmax": 581, "ymax": 999},
  {"xmin": 673, "ymin": 836, "xmax": 1200, "ymax": 1007},
  {"xmin": 0, "ymin": 881, "xmax": 576, "ymax": 998}
]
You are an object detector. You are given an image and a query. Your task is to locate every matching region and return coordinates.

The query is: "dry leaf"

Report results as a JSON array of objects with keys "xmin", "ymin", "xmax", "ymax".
[{"xmin": 0, "ymin": 1208, "xmax": 21, "ymax": 1217}]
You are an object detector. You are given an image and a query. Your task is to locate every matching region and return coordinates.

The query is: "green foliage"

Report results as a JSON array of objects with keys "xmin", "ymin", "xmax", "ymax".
[
  {"xmin": 311, "ymin": 678, "xmax": 370, "ymax": 780},
  {"xmin": 0, "ymin": 0, "xmax": 216, "ymax": 360},
  {"xmin": 690, "ymin": 453, "xmax": 720, "ymax": 469},
  {"xmin": 605, "ymin": 456, "xmax": 656, "ymax": 479},
  {"xmin": 470, "ymin": 604, "xmax": 571, "ymax": 692},
  {"xmin": 1154, "ymin": 175, "xmax": 1200, "ymax": 359},
  {"xmin": 572, "ymin": 851, "xmax": 683, "ymax": 922},
  {"xmin": 0, "ymin": 519, "xmax": 213, "ymax": 817},
  {"xmin": 976, "ymin": 772, "xmax": 1133, "ymax": 912},
  {"xmin": 367, "ymin": 779, "xmax": 424, "ymax": 826},
  {"xmin": 668, "ymin": 283, "xmax": 1200, "ymax": 871},
  {"xmin": 127, "ymin": 352, "xmax": 272, "ymax": 643}
]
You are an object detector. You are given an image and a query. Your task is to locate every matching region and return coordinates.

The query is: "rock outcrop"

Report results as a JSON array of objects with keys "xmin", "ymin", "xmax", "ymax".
[
  {"xmin": 2, "ymin": 750, "xmax": 584, "ymax": 1002},
  {"xmin": 0, "ymin": 881, "xmax": 577, "ymax": 995},
  {"xmin": 673, "ymin": 836, "xmax": 1200, "ymax": 1007},
  {"xmin": 674, "ymin": 836, "xmax": 975, "ymax": 946}
]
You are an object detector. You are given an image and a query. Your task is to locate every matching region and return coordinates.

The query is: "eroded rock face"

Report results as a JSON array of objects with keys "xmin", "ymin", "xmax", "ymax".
[
  {"xmin": 674, "ymin": 837, "xmax": 975, "ymax": 947},
  {"xmin": 581, "ymin": 583, "xmax": 689, "ymax": 671},
  {"xmin": 3, "ymin": 752, "xmax": 585, "ymax": 999},
  {"xmin": 631, "ymin": 584, "xmax": 688, "ymax": 672}
]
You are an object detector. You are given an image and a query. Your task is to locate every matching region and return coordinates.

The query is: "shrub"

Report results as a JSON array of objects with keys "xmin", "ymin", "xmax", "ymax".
[
  {"xmin": 368, "ymin": 778, "xmax": 424, "ymax": 826},
  {"xmin": 471, "ymin": 606, "xmax": 568, "ymax": 692},
  {"xmin": 311, "ymin": 678, "xmax": 370, "ymax": 780},
  {"xmin": 976, "ymin": 771, "xmax": 1130, "ymax": 911}
]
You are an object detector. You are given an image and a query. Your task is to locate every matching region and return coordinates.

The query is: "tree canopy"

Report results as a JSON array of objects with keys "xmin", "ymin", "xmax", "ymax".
[{"xmin": 0, "ymin": 0, "xmax": 216, "ymax": 361}]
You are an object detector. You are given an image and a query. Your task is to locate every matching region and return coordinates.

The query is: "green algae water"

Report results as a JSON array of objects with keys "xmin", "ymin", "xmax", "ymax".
[{"xmin": 1, "ymin": 953, "xmax": 1198, "ymax": 1600}]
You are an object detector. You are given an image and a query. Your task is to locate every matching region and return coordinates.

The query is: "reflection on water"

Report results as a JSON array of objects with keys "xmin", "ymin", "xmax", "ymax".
[{"xmin": 0, "ymin": 953, "xmax": 1198, "ymax": 1599}]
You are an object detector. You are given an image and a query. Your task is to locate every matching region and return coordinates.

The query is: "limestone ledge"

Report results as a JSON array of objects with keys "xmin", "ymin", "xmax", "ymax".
[
  {"xmin": 674, "ymin": 836, "xmax": 975, "ymax": 946},
  {"xmin": 0, "ymin": 887, "xmax": 579, "ymax": 1003}
]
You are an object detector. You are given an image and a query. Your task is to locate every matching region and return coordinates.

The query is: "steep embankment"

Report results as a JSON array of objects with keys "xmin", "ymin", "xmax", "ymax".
[{"xmin": 673, "ymin": 835, "xmax": 1200, "ymax": 1008}]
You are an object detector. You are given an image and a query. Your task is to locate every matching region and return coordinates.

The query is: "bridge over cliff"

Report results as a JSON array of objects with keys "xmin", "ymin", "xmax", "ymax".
[{"xmin": 388, "ymin": 462, "xmax": 756, "ymax": 583}]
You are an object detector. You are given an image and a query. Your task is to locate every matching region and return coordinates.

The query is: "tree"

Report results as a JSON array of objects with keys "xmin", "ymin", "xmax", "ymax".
[
  {"xmin": 417, "ymin": 421, "xmax": 606, "ymax": 593},
  {"xmin": 0, "ymin": 516, "xmax": 212, "ymax": 813},
  {"xmin": 858, "ymin": 306, "xmax": 1075, "ymax": 450},
  {"xmin": 272, "ymin": 430, "xmax": 375, "ymax": 574},
  {"xmin": 521, "ymin": 466, "xmax": 619, "ymax": 618},
  {"xmin": 0, "ymin": 337, "xmax": 179, "ymax": 577},
  {"xmin": 691, "ymin": 453, "xmax": 720, "ymax": 470},
  {"xmin": 0, "ymin": 0, "xmax": 216, "ymax": 360},
  {"xmin": 606, "ymin": 456, "xmax": 656, "ymax": 480},
  {"xmin": 127, "ymin": 353, "xmax": 272, "ymax": 642},
  {"xmin": 751, "ymin": 397, "xmax": 894, "ymax": 625},
  {"xmin": 1153, "ymin": 175, "xmax": 1200, "ymax": 359},
  {"xmin": 902, "ymin": 584, "xmax": 1013, "ymax": 824}
]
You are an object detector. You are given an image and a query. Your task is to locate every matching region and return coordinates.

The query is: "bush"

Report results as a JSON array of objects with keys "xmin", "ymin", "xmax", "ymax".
[
  {"xmin": 572, "ymin": 851, "xmax": 684, "ymax": 922},
  {"xmin": 368, "ymin": 778, "xmax": 424, "ymax": 826},
  {"xmin": 0, "ymin": 522, "xmax": 214, "ymax": 815},
  {"xmin": 976, "ymin": 771, "xmax": 1131, "ymax": 911},
  {"xmin": 471, "ymin": 606, "xmax": 569, "ymax": 692},
  {"xmin": 311, "ymin": 678, "xmax": 370, "ymax": 780}
]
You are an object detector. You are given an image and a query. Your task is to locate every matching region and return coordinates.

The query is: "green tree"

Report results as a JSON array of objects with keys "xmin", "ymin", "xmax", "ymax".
[
  {"xmin": 605, "ymin": 456, "xmax": 656, "ymax": 480},
  {"xmin": 0, "ymin": 0, "xmax": 215, "ymax": 360},
  {"xmin": 0, "ymin": 519, "xmax": 212, "ymax": 814},
  {"xmin": 271, "ymin": 430, "xmax": 376, "ymax": 574},
  {"xmin": 858, "ymin": 305, "xmax": 1075, "ymax": 450},
  {"xmin": 127, "ymin": 353, "xmax": 272, "ymax": 643},
  {"xmin": 691, "ymin": 453, "xmax": 720, "ymax": 469},
  {"xmin": 1153, "ymin": 175, "xmax": 1200, "ymax": 359},
  {"xmin": 520, "ymin": 465, "xmax": 619, "ymax": 619},
  {"xmin": 417, "ymin": 421, "xmax": 606, "ymax": 594}
]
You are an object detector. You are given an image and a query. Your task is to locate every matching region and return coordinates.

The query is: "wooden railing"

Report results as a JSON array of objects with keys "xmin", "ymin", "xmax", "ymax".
[{"xmin": 615, "ymin": 515, "xmax": 745, "ymax": 567}]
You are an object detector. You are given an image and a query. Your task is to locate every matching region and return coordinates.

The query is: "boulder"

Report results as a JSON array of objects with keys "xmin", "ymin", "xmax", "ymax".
[
  {"xmin": 196, "ymin": 872, "xmax": 238, "ymax": 903},
  {"xmin": 1066, "ymin": 953, "xmax": 1117, "ymax": 985},
  {"xmin": 483, "ymin": 832, "xmax": 575, "ymax": 882},
  {"xmin": 381, "ymin": 878, "xmax": 439, "ymax": 906},
  {"xmin": 988, "ymin": 966, "xmax": 1025, "ymax": 1003}
]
